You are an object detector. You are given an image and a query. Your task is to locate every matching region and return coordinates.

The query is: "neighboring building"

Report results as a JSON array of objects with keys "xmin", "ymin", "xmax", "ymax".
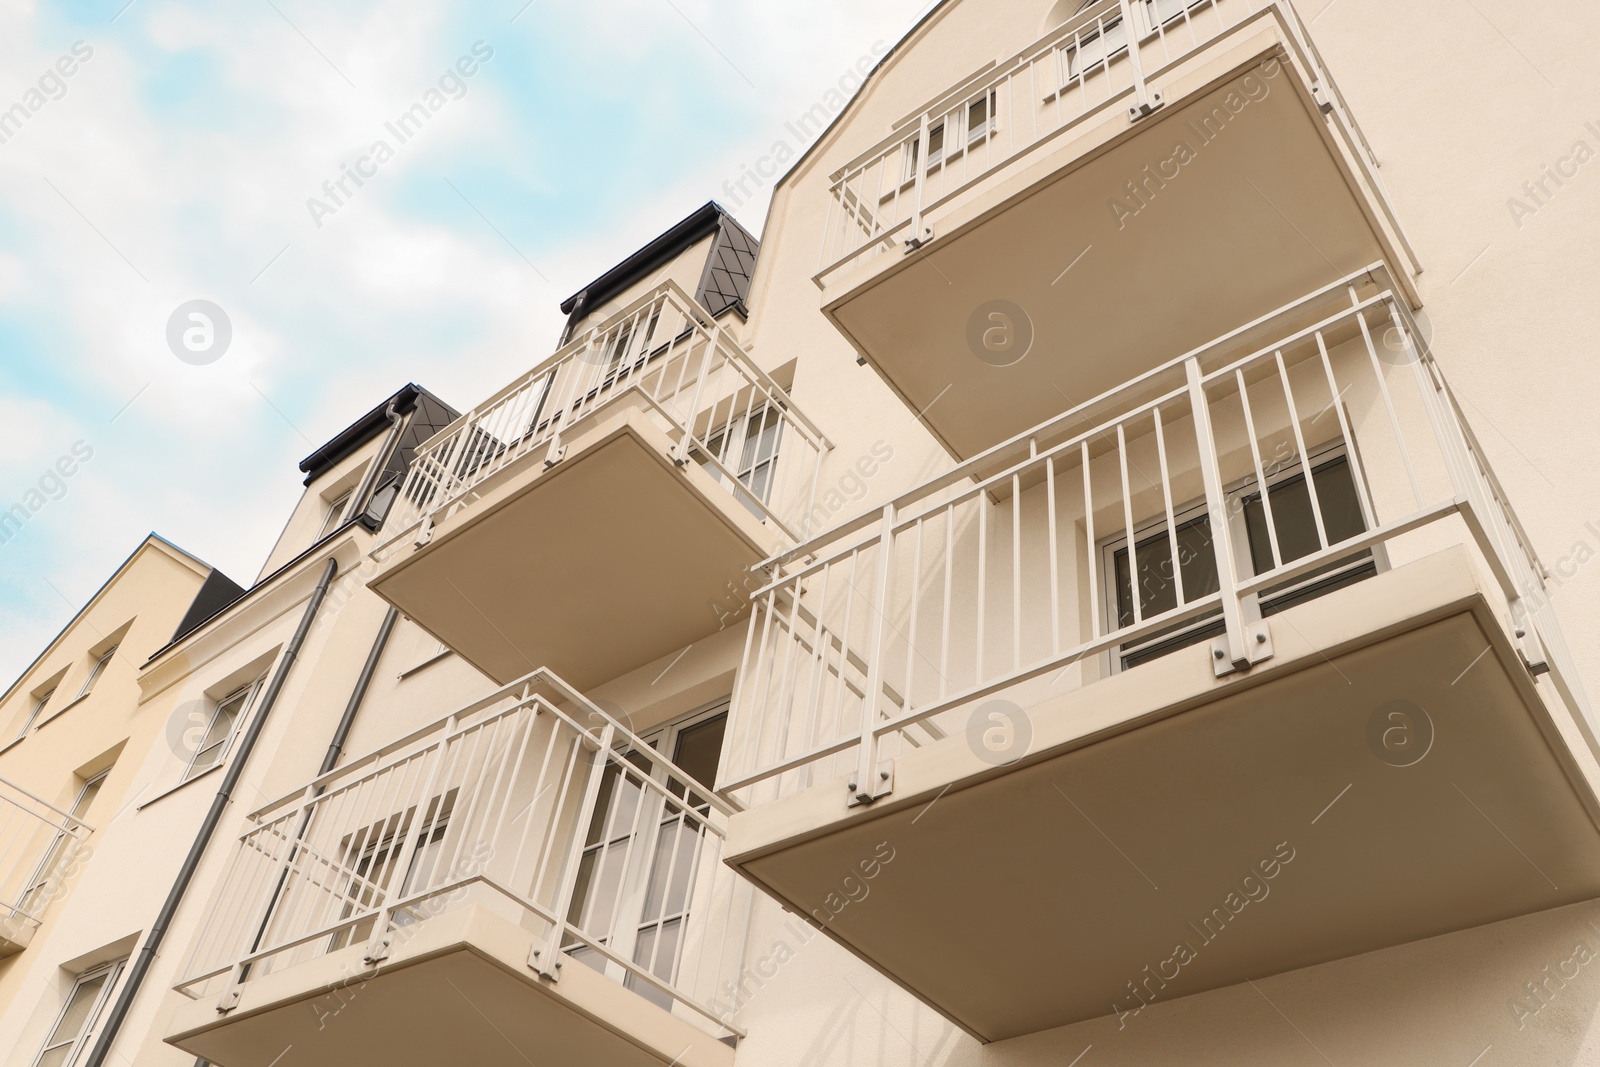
[
  {"xmin": 0, "ymin": 535, "xmax": 220, "ymax": 1047},
  {"xmin": 6, "ymin": 2, "xmax": 1600, "ymax": 1066}
]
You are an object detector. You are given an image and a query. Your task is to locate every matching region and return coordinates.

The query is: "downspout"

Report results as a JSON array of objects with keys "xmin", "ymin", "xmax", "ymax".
[
  {"xmin": 85, "ymin": 558, "xmax": 339, "ymax": 1067},
  {"xmin": 351, "ymin": 400, "xmax": 405, "ymax": 519},
  {"xmin": 192, "ymin": 603, "xmax": 398, "ymax": 1067},
  {"xmin": 322, "ymin": 607, "xmax": 399, "ymax": 774}
]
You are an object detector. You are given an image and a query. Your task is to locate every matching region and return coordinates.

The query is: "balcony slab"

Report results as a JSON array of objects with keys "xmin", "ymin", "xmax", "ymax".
[
  {"xmin": 166, "ymin": 904, "xmax": 734, "ymax": 1067},
  {"xmin": 370, "ymin": 405, "xmax": 783, "ymax": 689},
  {"xmin": 724, "ymin": 545, "xmax": 1600, "ymax": 1041},
  {"xmin": 823, "ymin": 10, "xmax": 1416, "ymax": 461}
]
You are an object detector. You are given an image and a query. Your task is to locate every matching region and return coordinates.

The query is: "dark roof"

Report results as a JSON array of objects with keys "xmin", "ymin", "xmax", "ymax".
[
  {"xmin": 298, "ymin": 383, "xmax": 457, "ymax": 486},
  {"xmin": 559, "ymin": 202, "xmax": 757, "ymax": 319}
]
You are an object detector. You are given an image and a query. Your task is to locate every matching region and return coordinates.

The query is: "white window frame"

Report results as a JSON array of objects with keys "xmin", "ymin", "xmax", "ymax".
[
  {"xmin": 316, "ymin": 490, "xmax": 354, "ymax": 541},
  {"xmin": 183, "ymin": 681, "xmax": 261, "ymax": 782},
  {"xmin": 694, "ymin": 405, "xmax": 785, "ymax": 517},
  {"xmin": 562, "ymin": 701, "xmax": 729, "ymax": 1005},
  {"xmin": 75, "ymin": 647, "xmax": 117, "ymax": 701},
  {"xmin": 1062, "ymin": 16, "xmax": 1129, "ymax": 83},
  {"xmin": 14, "ymin": 688, "xmax": 55, "ymax": 742},
  {"xmin": 19, "ymin": 771, "xmax": 106, "ymax": 918},
  {"xmin": 30, "ymin": 958, "xmax": 125, "ymax": 1067},
  {"xmin": 1099, "ymin": 439, "xmax": 1381, "ymax": 671}
]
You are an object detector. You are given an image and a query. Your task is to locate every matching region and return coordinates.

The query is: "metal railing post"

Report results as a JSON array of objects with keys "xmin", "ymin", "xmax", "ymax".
[
  {"xmin": 906, "ymin": 116, "xmax": 932, "ymax": 251},
  {"xmin": 1185, "ymin": 358, "xmax": 1268, "ymax": 675},
  {"xmin": 533, "ymin": 721, "xmax": 616, "ymax": 980},
  {"xmin": 672, "ymin": 323, "xmax": 717, "ymax": 466},
  {"xmin": 851, "ymin": 504, "xmax": 897, "ymax": 806},
  {"xmin": 1123, "ymin": 0, "xmax": 1163, "ymax": 119}
]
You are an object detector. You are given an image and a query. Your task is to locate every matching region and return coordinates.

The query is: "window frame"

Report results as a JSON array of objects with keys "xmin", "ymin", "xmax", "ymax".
[
  {"xmin": 30, "ymin": 957, "xmax": 126, "ymax": 1067},
  {"xmin": 1099, "ymin": 438, "xmax": 1382, "ymax": 671},
  {"xmin": 562, "ymin": 700, "xmax": 730, "ymax": 1003},
  {"xmin": 75, "ymin": 647, "xmax": 117, "ymax": 701},
  {"xmin": 183, "ymin": 680, "xmax": 261, "ymax": 782},
  {"xmin": 14, "ymin": 688, "xmax": 56, "ymax": 742},
  {"xmin": 316, "ymin": 490, "xmax": 354, "ymax": 542},
  {"xmin": 19, "ymin": 771, "xmax": 107, "ymax": 918}
]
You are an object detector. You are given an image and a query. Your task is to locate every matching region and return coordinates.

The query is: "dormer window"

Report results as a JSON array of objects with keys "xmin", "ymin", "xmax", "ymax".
[{"xmin": 317, "ymin": 491, "xmax": 353, "ymax": 541}]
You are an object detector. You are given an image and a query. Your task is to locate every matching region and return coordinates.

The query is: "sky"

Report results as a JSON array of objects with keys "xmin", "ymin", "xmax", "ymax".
[{"xmin": 0, "ymin": 0, "xmax": 938, "ymax": 686}]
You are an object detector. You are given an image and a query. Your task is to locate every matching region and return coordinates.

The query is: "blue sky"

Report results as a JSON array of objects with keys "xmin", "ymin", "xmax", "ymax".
[{"xmin": 0, "ymin": 0, "xmax": 929, "ymax": 685}]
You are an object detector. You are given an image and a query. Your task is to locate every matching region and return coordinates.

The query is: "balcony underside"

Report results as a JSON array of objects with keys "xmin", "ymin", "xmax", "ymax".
[
  {"xmin": 824, "ymin": 20, "xmax": 1414, "ymax": 461},
  {"xmin": 0, "ymin": 923, "xmax": 31, "ymax": 958},
  {"xmin": 370, "ymin": 407, "xmax": 782, "ymax": 689},
  {"xmin": 724, "ymin": 546, "xmax": 1600, "ymax": 1042},
  {"xmin": 167, "ymin": 905, "xmax": 733, "ymax": 1067}
]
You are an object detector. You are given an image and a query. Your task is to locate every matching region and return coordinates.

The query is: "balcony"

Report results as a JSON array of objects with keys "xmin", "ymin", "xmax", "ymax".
[
  {"xmin": 717, "ymin": 267, "xmax": 1600, "ymax": 1041},
  {"xmin": 0, "ymin": 778, "xmax": 92, "ymax": 956},
  {"xmin": 368, "ymin": 283, "xmax": 829, "ymax": 689},
  {"xmin": 168, "ymin": 671, "xmax": 750, "ymax": 1067},
  {"xmin": 817, "ymin": 0, "xmax": 1420, "ymax": 460}
]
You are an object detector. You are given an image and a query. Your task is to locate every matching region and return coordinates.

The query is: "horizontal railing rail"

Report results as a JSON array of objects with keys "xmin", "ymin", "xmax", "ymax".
[
  {"xmin": 722, "ymin": 266, "xmax": 1585, "ymax": 804},
  {"xmin": 381, "ymin": 280, "xmax": 830, "ymax": 548},
  {"xmin": 0, "ymin": 777, "xmax": 92, "ymax": 936},
  {"xmin": 818, "ymin": 0, "xmax": 1416, "ymax": 280},
  {"xmin": 177, "ymin": 669, "xmax": 753, "ymax": 1041}
]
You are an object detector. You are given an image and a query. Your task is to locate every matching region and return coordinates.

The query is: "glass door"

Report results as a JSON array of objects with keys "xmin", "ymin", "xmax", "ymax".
[{"xmin": 562, "ymin": 705, "xmax": 728, "ymax": 1004}]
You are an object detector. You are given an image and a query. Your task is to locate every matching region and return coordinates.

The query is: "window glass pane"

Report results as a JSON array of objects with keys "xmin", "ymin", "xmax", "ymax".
[
  {"xmin": 1243, "ymin": 456, "xmax": 1366, "ymax": 576},
  {"xmin": 640, "ymin": 818, "xmax": 699, "ymax": 921},
  {"xmin": 78, "ymin": 648, "xmax": 116, "ymax": 697},
  {"xmin": 926, "ymin": 122, "xmax": 945, "ymax": 162},
  {"xmin": 1113, "ymin": 516, "xmax": 1218, "ymax": 628},
  {"xmin": 72, "ymin": 776, "xmax": 105, "ymax": 819},
  {"xmin": 35, "ymin": 1047, "xmax": 71, "ymax": 1067},
  {"xmin": 669, "ymin": 714, "xmax": 726, "ymax": 802},
  {"xmin": 44, "ymin": 972, "xmax": 107, "ymax": 1048},
  {"xmin": 1148, "ymin": 0, "xmax": 1198, "ymax": 24}
]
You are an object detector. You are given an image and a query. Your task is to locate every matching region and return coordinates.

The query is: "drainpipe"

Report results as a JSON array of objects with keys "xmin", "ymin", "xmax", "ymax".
[
  {"xmin": 352, "ymin": 401, "xmax": 405, "ymax": 524},
  {"xmin": 190, "ymin": 603, "xmax": 397, "ymax": 1067},
  {"xmin": 85, "ymin": 558, "xmax": 339, "ymax": 1067},
  {"xmin": 322, "ymin": 607, "xmax": 398, "ymax": 774}
]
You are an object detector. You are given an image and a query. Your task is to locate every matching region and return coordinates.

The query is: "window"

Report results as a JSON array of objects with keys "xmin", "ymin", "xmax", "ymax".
[
  {"xmin": 15, "ymin": 689, "xmax": 55, "ymax": 741},
  {"xmin": 694, "ymin": 407, "xmax": 784, "ymax": 519},
  {"xmin": 1063, "ymin": 17, "xmax": 1128, "ymax": 81},
  {"xmin": 1106, "ymin": 443, "xmax": 1375, "ymax": 670},
  {"xmin": 563, "ymin": 706, "xmax": 728, "ymax": 1008},
  {"xmin": 75, "ymin": 647, "xmax": 117, "ymax": 701},
  {"xmin": 327, "ymin": 792, "xmax": 455, "ymax": 951},
  {"xmin": 19, "ymin": 772, "xmax": 105, "ymax": 918},
  {"xmin": 184, "ymin": 683, "xmax": 258, "ymax": 781},
  {"xmin": 30, "ymin": 959, "xmax": 125, "ymax": 1067},
  {"xmin": 1146, "ymin": 0, "xmax": 1205, "ymax": 26},
  {"xmin": 966, "ymin": 90, "xmax": 997, "ymax": 146},
  {"xmin": 316, "ymin": 491, "xmax": 353, "ymax": 541}
]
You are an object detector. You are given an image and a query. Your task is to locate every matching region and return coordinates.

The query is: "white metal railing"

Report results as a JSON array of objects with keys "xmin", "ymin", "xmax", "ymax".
[
  {"xmin": 818, "ymin": 0, "xmax": 1414, "ymax": 281},
  {"xmin": 721, "ymin": 264, "xmax": 1586, "ymax": 804},
  {"xmin": 0, "ymin": 777, "xmax": 92, "ymax": 942},
  {"xmin": 177, "ymin": 670, "xmax": 754, "ymax": 1041},
  {"xmin": 382, "ymin": 281, "xmax": 830, "ymax": 548}
]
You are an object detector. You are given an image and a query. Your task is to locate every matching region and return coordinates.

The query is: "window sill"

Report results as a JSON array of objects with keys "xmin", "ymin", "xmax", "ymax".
[
  {"xmin": 399, "ymin": 649, "xmax": 453, "ymax": 679},
  {"xmin": 0, "ymin": 736, "xmax": 24, "ymax": 756},
  {"xmin": 136, "ymin": 764, "xmax": 223, "ymax": 811},
  {"xmin": 34, "ymin": 692, "xmax": 91, "ymax": 730}
]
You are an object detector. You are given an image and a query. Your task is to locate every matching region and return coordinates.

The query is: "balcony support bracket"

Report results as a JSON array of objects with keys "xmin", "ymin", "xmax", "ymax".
[
  {"xmin": 529, "ymin": 944, "xmax": 564, "ymax": 982},
  {"xmin": 363, "ymin": 931, "xmax": 393, "ymax": 966},
  {"xmin": 1128, "ymin": 91, "xmax": 1166, "ymax": 122},
  {"xmin": 544, "ymin": 436, "xmax": 567, "ymax": 469},
  {"xmin": 1211, "ymin": 622, "xmax": 1273, "ymax": 678},
  {"xmin": 847, "ymin": 759, "xmax": 895, "ymax": 808}
]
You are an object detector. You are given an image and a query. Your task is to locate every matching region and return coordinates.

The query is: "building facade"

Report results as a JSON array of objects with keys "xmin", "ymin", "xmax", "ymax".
[{"xmin": 5, "ymin": 0, "xmax": 1600, "ymax": 1064}]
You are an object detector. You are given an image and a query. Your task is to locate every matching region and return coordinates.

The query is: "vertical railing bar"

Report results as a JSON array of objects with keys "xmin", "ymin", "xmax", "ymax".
[
  {"xmin": 1274, "ymin": 348, "xmax": 1329, "ymax": 551},
  {"xmin": 1235, "ymin": 367, "xmax": 1284, "ymax": 572},
  {"xmin": 1315, "ymin": 330, "xmax": 1378, "ymax": 532},
  {"xmin": 1116, "ymin": 422, "xmax": 1142, "ymax": 627},
  {"xmin": 1153, "ymin": 404, "xmax": 1185, "ymax": 607},
  {"xmin": 1083, "ymin": 441, "xmax": 1100, "ymax": 641}
]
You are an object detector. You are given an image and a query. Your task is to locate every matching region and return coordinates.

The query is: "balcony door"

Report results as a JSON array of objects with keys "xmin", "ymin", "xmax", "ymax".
[
  {"xmin": 562, "ymin": 704, "xmax": 727, "ymax": 1005},
  {"xmin": 1105, "ymin": 441, "xmax": 1377, "ymax": 669}
]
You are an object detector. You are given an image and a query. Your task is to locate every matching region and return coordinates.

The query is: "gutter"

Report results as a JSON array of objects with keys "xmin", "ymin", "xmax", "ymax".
[{"xmin": 84, "ymin": 558, "xmax": 340, "ymax": 1067}]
